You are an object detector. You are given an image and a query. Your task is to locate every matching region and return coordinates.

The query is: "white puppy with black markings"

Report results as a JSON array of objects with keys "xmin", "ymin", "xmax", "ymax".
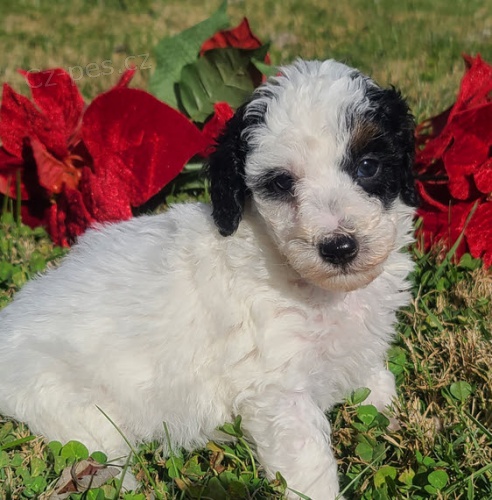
[{"xmin": 0, "ymin": 59, "xmax": 417, "ymax": 499}]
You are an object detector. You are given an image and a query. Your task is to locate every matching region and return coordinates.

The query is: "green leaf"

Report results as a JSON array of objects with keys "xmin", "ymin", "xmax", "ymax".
[
  {"xmin": 11, "ymin": 269, "xmax": 27, "ymax": 288},
  {"xmin": 1, "ymin": 435, "xmax": 35, "ymax": 451},
  {"xmin": 16, "ymin": 465, "xmax": 31, "ymax": 481},
  {"xmin": 351, "ymin": 387, "xmax": 371, "ymax": 405},
  {"xmin": 149, "ymin": 1, "xmax": 229, "ymax": 107},
  {"xmin": 54, "ymin": 455, "xmax": 67, "ymax": 475},
  {"xmin": 48, "ymin": 440, "xmax": 63, "ymax": 456},
  {"xmin": 219, "ymin": 415, "xmax": 243, "ymax": 437},
  {"xmin": 458, "ymin": 253, "xmax": 481, "ymax": 270},
  {"xmin": 428, "ymin": 470, "xmax": 449, "ymax": 490},
  {"xmin": 90, "ymin": 451, "xmax": 108, "ymax": 464},
  {"xmin": 424, "ymin": 484, "xmax": 438, "ymax": 494},
  {"xmin": 166, "ymin": 456, "xmax": 184, "ymax": 478},
  {"xmin": 398, "ymin": 468, "xmax": 415, "ymax": 486},
  {"xmin": 0, "ymin": 451, "xmax": 9, "ymax": 468},
  {"xmin": 373, "ymin": 443, "xmax": 387, "ymax": 463},
  {"xmin": 232, "ymin": 415, "xmax": 243, "ymax": 437},
  {"xmin": 355, "ymin": 442, "xmax": 374, "ymax": 462},
  {"xmin": 60, "ymin": 440, "xmax": 89, "ymax": 462},
  {"xmin": 357, "ymin": 405, "xmax": 379, "ymax": 426},
  {"xmin": 1, "ymin": 211, "xmax": 14, "ymax": 224},
  {"xmin": 29, "ymin": 251, "xmax": 47, "ymax": 274},
  {"xmin": 0, "ymin": 262, "xmax": 14, "ymax": 282},
  {"xmin": 178, "ymin": 46, "xmax": 268, "ymax": 122},
  {"xmin": 374, "ymin": 412, "xmax": 390, "ymax": 430},
  {"xmin": 388, "ymin": 346, "xmax": 408, "ymax": 376},
  {"xmin": 9, "ymin": 452, "xmax": 23, "ymax": 467},
  {"xmin": 450, "ymin": 381, "xmax": 472, "ymax": 402},
  {"xmin": 123, "ymin": 494, "xmax": 146, "ymax": 500},
  {"xmin": 30, "ymin": 457, "xmax": 46, "ymax": 477},
  {"xmin": 26, "ymin": 476, "xmax": 47, "ymax": 494},
  {"xmin": 252, "ymin": 59, "xmax": 278, "ymax": 77},
  {"xmin": 183, "ymin": 454, "xmax": 204, "ymax": 476},
  {"xmin": 204, "ymin": 477, "xmax": 227, "ymax": 500},
  {"xmin": 374, "ymin": 465, "xmax": 397, "ymax": 488},
  {"xmin": 0, "ymin": 421, "xmax": 13, "ymax": 443},
  {"xmin": 85, "ymin": 489, "xmax": 106, "ymax": 500},
  {"xmin": 227, "ymin": 479, "xmax": 249, "ymax": 497}
]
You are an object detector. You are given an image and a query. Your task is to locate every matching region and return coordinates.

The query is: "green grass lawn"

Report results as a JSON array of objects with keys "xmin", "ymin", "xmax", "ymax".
[{"xmin": 1, "ymin": 0, "xmax": 491, "ymax": 498}]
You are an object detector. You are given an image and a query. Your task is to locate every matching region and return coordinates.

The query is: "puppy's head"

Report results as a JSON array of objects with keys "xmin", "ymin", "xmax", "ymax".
[{"xmin": 207, "ymin": 59, "xmax": 417, "ymax": 292}]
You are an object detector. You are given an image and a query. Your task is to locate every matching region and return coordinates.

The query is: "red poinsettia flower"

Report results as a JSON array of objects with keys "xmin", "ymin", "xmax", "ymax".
[
  {"xmin": 0, "ymin": 68, "xmax": 209, "ymax": 246},
  {"xmin": 415, "ymin": 54, "xmax": 492, "ymax": 266}
]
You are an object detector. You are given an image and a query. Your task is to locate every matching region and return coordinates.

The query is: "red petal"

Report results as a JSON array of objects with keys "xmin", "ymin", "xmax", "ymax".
[
  {"xmin": 77, "ymin": 165, "xmax": 133, "ymax": 222},
  {"xmin": 465, "ymin": 201, "xmax": 492, "ymax": 266},
  {"xmin": 0, "ymin": 147, "xmax": 26, "ymax": 198},
  {"xmin": 201, "ymin": 18, "xmax": 264, "ymax": 54},
  {"xmin": 449, "ymin": 102, "xmax": 492, "ymax": 155},
  {"xmin": 0, "ymin": 83, "xmax": 68, "ymax": 159},
  {"xmin": 453, "ymin": 54, "xmax": 492, "ymax": 115},
  {"xmin": 82, "ymin": 87, "xmax": 208, "ymax": 208},
  {"xmin": 20, "ymin": 68, "xmax": 85, "ymax": 148},
  {"xmin": 200, "ymin": 102, "xmax": 235, "ymax": 156},
  {"xmin": 415, "ymin": 179, "xmax": 451, "ymax": 212},
  {"xmin": 30, "ymin": 137, "xmax": 81, "ymax": 194},
  {"xmin": 114, "ymin": 68, "xmax": 136, "ymax": 88},
  {"xmin": 55, "ymin": 184, "xmax": 96, "ymax": 245},
  {"xmin": 442, "ymin": 138, "xmax": 485, "ymax": 201},
  {"xmin": 47, "ymin": 204, "xmax": 67, "ymax": 247},
  {"xmin": 474, "ymin": 158, "xmax": 492, "ymax": 194},
  {"xmin": 414, "ymin": 107, "xmax": 453, "ymax": 168},
  {"xmin": 443, "ymin": 102, "xmax": 492, "ymax": 199},
  {"xmin": 0, "ymin": 84, "xmax": 39, "ymax": 158}
]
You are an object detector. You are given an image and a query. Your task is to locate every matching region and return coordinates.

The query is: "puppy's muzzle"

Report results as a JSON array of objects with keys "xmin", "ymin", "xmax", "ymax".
[{"xmin": 318, "ymin": 234, "xmax": 359, "ymax": 266}]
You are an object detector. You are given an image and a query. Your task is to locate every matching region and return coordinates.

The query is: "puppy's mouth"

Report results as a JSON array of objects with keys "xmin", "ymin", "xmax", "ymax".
[{"xmin": 283, "ymin": 237, "xmax": 391, "ymax": 292}]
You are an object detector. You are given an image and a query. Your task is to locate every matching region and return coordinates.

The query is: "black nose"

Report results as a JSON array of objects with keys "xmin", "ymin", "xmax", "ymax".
[{"xmin": 318, "ymin": 235, "xmax": 359, "ymax": 265}]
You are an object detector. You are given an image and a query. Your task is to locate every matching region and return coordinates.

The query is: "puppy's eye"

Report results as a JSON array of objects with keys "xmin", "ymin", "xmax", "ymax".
[
  {"xmin": 267, "ymin": 173, "xmax": 295, "ymax": 195},
  {"xmin": 357, "ymin": 158, "xmax": 380, "ymax": 179}
]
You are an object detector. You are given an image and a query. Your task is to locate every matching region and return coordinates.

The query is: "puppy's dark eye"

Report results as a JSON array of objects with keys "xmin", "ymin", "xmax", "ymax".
[
  {"xmin": 267, "ymin": 173, "xmax": 295, "ymax": 195},
  {"xmin": 357, "ymin": 158, "xmax": 380, "ymax": 179}
]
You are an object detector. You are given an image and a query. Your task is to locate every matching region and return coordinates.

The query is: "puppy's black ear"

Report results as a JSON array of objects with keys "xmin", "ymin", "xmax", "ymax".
[
  {"xmin": 206, "ymin": 103, "xmax": 251, "ymax": 236},
  {"xmin": 369, "ymin": 86, "xmax": 419, "ymax": 207},
  {"xmin": 397, "ymin": 109, "xmax": 419, "ymax": 208},
  {"xmin": 401, "ymin": 149, "xmax": 419, "ymax": 207}
]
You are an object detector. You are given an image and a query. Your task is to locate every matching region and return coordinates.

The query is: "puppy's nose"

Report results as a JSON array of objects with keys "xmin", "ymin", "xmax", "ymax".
[{"xmin": 318, "ymin": 235, "xmax": 359, "ymax": 265}]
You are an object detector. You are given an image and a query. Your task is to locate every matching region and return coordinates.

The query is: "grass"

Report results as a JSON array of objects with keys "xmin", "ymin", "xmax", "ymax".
[{"xmin": 1, "ymin": 0, "xmax": 491, "ymax": 498}]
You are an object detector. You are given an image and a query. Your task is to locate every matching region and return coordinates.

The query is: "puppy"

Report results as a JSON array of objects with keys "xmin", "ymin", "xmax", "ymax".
[{"xmin": 0, "ymin": 59, "xmax": 417, "ymax": 499}]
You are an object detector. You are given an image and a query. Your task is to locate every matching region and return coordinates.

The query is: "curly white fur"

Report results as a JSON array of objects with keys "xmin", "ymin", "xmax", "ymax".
[{"xmin": 0, "ymin": 59, "xmax": 416, "ymax": 499}]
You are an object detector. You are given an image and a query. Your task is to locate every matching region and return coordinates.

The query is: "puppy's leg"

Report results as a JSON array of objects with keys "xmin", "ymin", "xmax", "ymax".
[
  {"xmin": 239, "ymin": 392, "xmax": 344, "ymax": 500},
  {"xmin": 364, "ymin": 367, "xmax": 400, "ymax": 431},
  {"xmin": 12, "ymin": 384, "xmax": 135, "ymax": 467}
]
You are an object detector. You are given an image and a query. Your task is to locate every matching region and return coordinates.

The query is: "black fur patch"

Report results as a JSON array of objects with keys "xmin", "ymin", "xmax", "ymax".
[
  {"xmin": 344, "ymin": 86, "xmax": 418, "ymax": 208},
  {"xmin": 205, "ymin": 99, "xmax": 267, "ymax": 236},
  {"xmin": 250, "ymin": 169, "xmax": 296, "ymax": 201}
]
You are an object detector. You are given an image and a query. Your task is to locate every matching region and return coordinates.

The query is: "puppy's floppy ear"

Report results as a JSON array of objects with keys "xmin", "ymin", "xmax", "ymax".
[
  {"xmin": 369, "ymin": 86, "xmax": 419, "ymax": 207},
  {"xmin": 400, "ymin": 148, "xmax": 419, "ymax": 207},
  {"xmin": 390, "ymin": 89, "xmax": 419, "ymax": 207},
  {"xmin": 397, "ymin": 110, "xmax": 419, "ymax": 208},
  {"xmin": 206, "ymin": 103, "xmax": 251, "ymax": 236}
]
